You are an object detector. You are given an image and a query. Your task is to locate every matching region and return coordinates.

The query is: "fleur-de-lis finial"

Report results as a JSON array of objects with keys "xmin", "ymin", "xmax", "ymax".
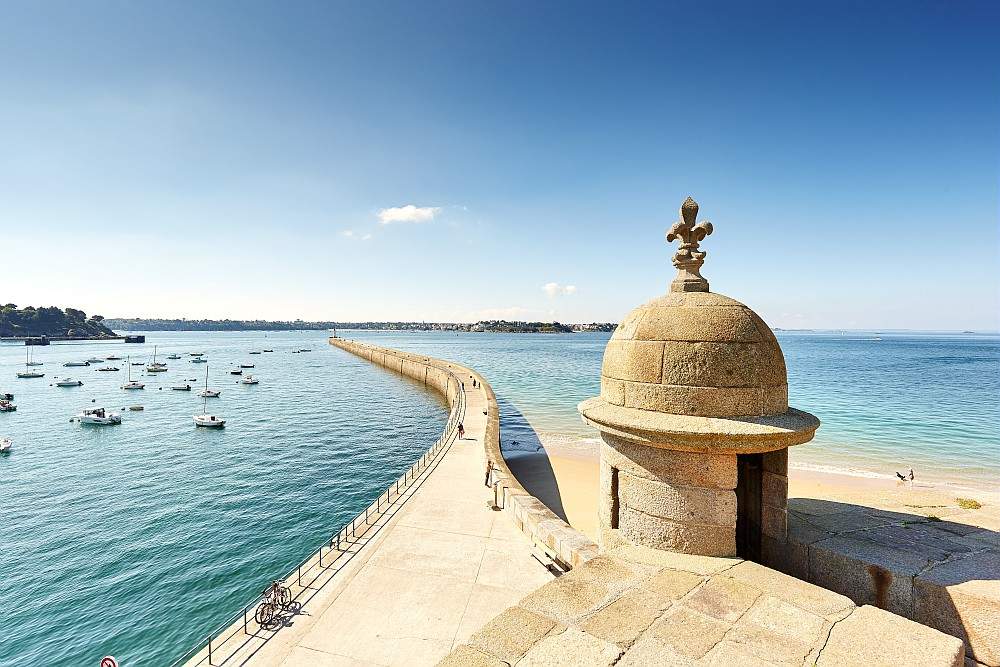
[{"xmin": 666, "ymin": 196, "xmax": 714, "ymax": 292}]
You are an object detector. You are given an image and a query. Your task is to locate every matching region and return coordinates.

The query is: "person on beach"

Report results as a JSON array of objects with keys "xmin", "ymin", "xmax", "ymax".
[{"xmin": 458, "ymin": 422, "xmax": 465, "ymax": 439}]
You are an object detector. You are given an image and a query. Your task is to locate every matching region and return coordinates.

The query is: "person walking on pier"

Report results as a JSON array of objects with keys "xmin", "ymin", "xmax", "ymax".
[{"xmin": 458, "ymin": 422, "xmax": 465, "ymax": 439}]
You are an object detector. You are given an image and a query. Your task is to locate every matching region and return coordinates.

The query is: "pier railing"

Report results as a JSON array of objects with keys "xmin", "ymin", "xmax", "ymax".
[{"xmin": 169, "ymin": 366, "xmax": 467, "ymax": 667}]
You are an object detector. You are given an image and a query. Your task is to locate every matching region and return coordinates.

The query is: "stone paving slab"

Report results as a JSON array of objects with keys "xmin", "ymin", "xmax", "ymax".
[{"xmin": 444, "ymin": 546, "xmax": 965, "ymax": 666}]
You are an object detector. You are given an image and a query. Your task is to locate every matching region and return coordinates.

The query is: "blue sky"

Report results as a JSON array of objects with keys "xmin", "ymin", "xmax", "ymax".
[{"xmin": 1, "ymin": 1, "xmax": 997, "ymax": 329}]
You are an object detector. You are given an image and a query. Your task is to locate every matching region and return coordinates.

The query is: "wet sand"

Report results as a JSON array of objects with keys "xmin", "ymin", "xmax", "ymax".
[{"xmin": 505, "ymin": 435, "xmax": 1000, "ymax": 537}]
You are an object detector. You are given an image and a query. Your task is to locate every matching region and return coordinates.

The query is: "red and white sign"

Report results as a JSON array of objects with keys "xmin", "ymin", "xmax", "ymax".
[{"xmin": 100, "ymin": 657, "xmax": 118, "ymax": 667}]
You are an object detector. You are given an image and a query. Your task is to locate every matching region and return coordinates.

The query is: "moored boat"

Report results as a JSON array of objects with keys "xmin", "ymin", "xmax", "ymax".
[
  {"xmin": 191, "ymin": 357, "xmax": 207, "ymax": 364},
  {"xmin": 230, "ymin": 368, "xmax": 243, "ymax": 375},
  {"xmin": 86, "ymin": 357, "xmax": 104, "ymax": 363},
  {"xmin": 0, "ymin": 437, "xmax": 11, "ymax": 453},
  {"xmin": 98, "ymin": 366, "xmax": 120, "ymax": 372},
  {"xmin": 0, "ymin": 400, "xmax": 16, "ymax": 412},
  {"xmin": 18, "ymin": 349, "xmax": 45, "ymax": 378},
  {"xmin": 171, "ymin": 383, "xmax": 192, "ymax": 391},
  {"xmin": 121, "ymin": 358, "xmax": 145, "ymax": 390},
  {"xmin": 71, "ymin": 407, "xmax": 122, "ymax": 425},
  {"xmin": 240, "ymin": 363, "xmax": 255, "ymax": 368},
  {"xmin": 198, "ymin": 364, "xmax": 220, "ymax": 397},
  {"xmin": 64, "ymin": 361, "xmax": 90, "ymax": 367},
  {"xmin": 56, "ymin": 378, "xmax": 83, "ymax": 387},
  {"xmin": 241, "ymin": 375, "xmax": 259, "ymax": 385},
  {"xmin": 167, "ymin": 354, "xmax": 182, "ymax": 360},
  {"xmin": 193, "ymin": 414, "xmax": 225, "ymax": 427}
]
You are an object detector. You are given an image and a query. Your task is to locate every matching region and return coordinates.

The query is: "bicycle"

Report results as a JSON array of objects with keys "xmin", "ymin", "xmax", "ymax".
[{"xmin": 254, "ymin": 579, "xmax": 292, "ymax": 627}]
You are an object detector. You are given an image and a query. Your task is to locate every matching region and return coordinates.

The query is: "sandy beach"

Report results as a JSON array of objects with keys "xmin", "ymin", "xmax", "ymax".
[{"xmin": 505, "ymin": 434, "xmax": 1000, "ymax": 540}]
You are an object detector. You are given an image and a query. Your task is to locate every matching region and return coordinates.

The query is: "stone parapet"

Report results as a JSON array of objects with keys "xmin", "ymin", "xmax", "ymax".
[
  {"xmin": 767, "ymin": 499, "xmax": 1000, "ymax": 665},
  {"xmin": 329, "ymin": 338, "xmax": 600, "ymax": 571}
]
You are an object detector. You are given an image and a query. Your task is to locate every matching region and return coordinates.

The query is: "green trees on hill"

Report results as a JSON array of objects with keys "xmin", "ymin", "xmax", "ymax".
[{"xmin": 0, "ymin": 304, "xmax": 116, "ymax": 338}]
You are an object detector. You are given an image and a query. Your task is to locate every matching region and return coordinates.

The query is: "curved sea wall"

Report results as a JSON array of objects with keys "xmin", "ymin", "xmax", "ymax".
[{"xmin": 329, "ymin": 337, "xmax": 599, "ymax": 570}]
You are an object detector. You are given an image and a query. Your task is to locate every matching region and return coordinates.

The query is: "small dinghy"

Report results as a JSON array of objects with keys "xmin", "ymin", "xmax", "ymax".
[
  {"xmin": 263, "ymin": 349, "xmax": 273, "ymax": 353},
  {"xmin": 171, "ymin": 384, "xmax": 192, "ymax": 391},
  {"xmin": 71, "ymin": 407, "xmax": 122, "ymax": 425},
  {"xmin": 0, "ymin": 437, "xmax": 11, "ymax": 453},
  {"xmin": 98, "ymin": 366, "xmax": 120, "ymax": 372},
  {"xmin": 190, "ymin": 352, "xmax": 204, "ymax": 357},
  {"xmin": 106, "ymin": 355, "xmax": 122, "ymax": 361},
  {"xmin": 230, "ymin": 369, "xmax": 243, "ymax": 375},
  {"xmin": 249, "ymin": 351, "xmax": 261, "ymax": 355},
  {"xmin": 127, "ymin": 405, "xmax": 144, "ymax": 411},
  {"xmin": 167, "ymin": 354, "xmax": 182, "ymax": 360},
  {"xmin": 240, "ymin": 363, "xmax": 255, "ymax": 368},
  {"xmin": 241, "ymin": 375, "xmax": 259, "ymax": 385},
  {"xmin": 56, "ymin": 378, "xmax": 83, "ymax": 387}
]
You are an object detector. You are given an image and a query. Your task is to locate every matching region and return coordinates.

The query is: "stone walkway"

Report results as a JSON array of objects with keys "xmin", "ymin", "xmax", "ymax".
[{"xmin": 185, "ymin": 359, "xmax": 553, "ymax": 667}]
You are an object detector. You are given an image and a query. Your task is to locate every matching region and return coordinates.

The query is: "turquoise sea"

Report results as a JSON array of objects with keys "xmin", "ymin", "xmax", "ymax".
[
  {"xmin": 1, "ymin": 329, "xmax": 998, "ymax": 665},
  {"xmin": 0, "ymin": 332, "xmax": 447, "ymax": 666}
]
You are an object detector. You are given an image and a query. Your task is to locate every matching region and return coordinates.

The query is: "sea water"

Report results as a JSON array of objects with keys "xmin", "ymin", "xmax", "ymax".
[
  {"xmin": 2, "ymin": 329, "xmax": 997, "ymax": 664},
  {"xmin": 0, "ymin": 332, "xmax": 446, "ymax": 666},
  {"xmin": 342, "ymin": 330, "xmax": 1000, "ymax": 490}
]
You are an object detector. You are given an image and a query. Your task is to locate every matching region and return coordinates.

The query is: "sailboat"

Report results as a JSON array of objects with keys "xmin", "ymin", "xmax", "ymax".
[
  {"xmin": 146, "ymin": 345, "xmax": 168, "ymax": 373},
  {"xmin": 25, "ymin": 347, "xmax": 43, "ymax": 367},
  {"xmin": 194, "ymin": 365, "xmax": 225, "ymax": 427},
  {"xmin": 198, "ymin": 364, "xmax": 220, "ymax": 398},
  {"xmin": 121, "ymin": 357, "xmax": 145, "ymax": 390},
  {"xmin": 17, "ymin": 348, "xmax": 45, "ymax": 379}
]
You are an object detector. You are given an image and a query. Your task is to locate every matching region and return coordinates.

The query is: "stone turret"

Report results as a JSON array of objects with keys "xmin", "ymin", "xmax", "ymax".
[{"xmin": 578, "ymin": 197, "xmax": 819, "ymax": 559}]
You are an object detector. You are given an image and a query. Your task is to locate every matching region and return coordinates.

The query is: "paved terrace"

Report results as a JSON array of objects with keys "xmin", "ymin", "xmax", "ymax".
[{"xmin": 182, "ymin": 340, "xmax": 554, "ymax": 667}]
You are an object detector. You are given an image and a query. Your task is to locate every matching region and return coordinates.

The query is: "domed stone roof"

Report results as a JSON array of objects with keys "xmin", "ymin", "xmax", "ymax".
[
  {"xmin": 601, "ymin": 291, "xmax": 787, "ymax": 418},
  {"xmin": 578, "ymin": 196, "xmax": 818, "ymax": 453}
]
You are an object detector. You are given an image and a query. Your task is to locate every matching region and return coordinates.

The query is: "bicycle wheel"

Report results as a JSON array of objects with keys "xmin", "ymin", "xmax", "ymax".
[
  {"xmin": 255, "ymin": 601, "xmax": 276, "ymax": 627},
  {"xmin": 277, "ymin": 586, "xmax": 292, "ymax": 609}
]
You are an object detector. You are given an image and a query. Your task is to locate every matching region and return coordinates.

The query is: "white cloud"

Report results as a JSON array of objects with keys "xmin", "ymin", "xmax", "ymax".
[
  {"xmin": 543, "ymin": 282, "xmax": 578, "ymax": 298},
  {"xmin": 377, "ymin": 204, "xmax": 441, "ymax": 225},
  {"xmin": 340, "ymin": 230, "xmax": 372, "ymax": 241}
]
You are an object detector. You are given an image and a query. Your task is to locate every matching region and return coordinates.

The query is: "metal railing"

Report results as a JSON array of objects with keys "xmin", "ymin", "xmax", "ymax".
[{"xmin": 169, "ymin": 361, "xmax": 467, "ymax": 667}]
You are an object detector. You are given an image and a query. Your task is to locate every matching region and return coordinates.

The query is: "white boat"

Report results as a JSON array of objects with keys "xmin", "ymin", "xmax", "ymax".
[
  {"xmin": 191, "ymin": 357, "xmax": 208, "ymax": 364},
  {"xmin": 121, "ymin": 358, "xmax": 145, "ymax": 390},
  {"xmin": 171, "ymin": 383, "xmax": 192, "ymax": 391},
  {"xmin": 56, "ymin": 378, "xmax": 83, "ymax": 387},
  {"xmin": 98, "ymin": 366, "xmax": 120, "ymax": 372},
  {"xmin": 194, "ymin": 367, "xmax": 225, "ymax": 427},
  {"xmin": 64, "ymin": 361, "xmax": 90, "ymax": 367},
  {"xmin": 0, "ymin": 437, "xmax": 11, "ymax": 453},
  {"xmin": 86, "ymin": 357, "xmax": 104, "ymax": 363},
  {"xmin": 25, "ymin": 347, "xmax": 43, "ymax": 366},
  {"xmin": 146, "ymin": 346, "xmax": 168, "ymax": 372},
  {"xmin": 198, "ymin": 365, "xmax": 220, "ymax": 397},
  {"xmin": 17, "ymin": 349, "xmax": 45, "ymax": 379},
  {"xmin": 193, "ymin": 414, "xmax": 225, "ymax": 427},
  {"xmin": 71, "ymin": 407, "xmax": 122, "ymax": 426},
  {"xmin": 241, "ymin": 375, "xmax": 259, "ymax": 385}
]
